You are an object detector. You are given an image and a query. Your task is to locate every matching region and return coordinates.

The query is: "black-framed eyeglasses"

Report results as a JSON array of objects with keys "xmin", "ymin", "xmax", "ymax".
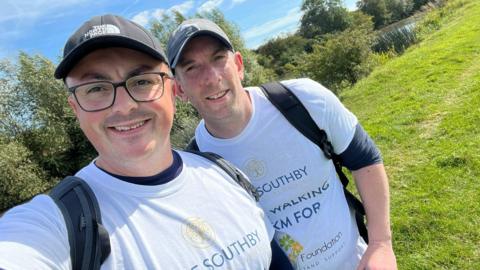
[{"xmin": 68, "ymin": 72, "xmax": 172, "ymax": 112}]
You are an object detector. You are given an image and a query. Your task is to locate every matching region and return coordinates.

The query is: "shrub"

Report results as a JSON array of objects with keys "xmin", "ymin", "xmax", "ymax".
[
  {"xmin": 171, "ymin": 100, "xmax": 199, "ymax": 149},
  {"xmin": 296, "ymin": 26, "xmax": 376, "ymax": 93},
  {"xmin": 0, "ymin": 141, "xmax": 54, "ymax": 211}
]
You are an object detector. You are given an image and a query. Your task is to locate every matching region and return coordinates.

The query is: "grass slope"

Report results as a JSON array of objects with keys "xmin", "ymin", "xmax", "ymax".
[{"xmin": 341, "ymin": 0, "xmax": 480, "ymax": 268}]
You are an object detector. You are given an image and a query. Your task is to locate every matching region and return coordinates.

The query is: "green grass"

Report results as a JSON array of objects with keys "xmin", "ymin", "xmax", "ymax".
[{"xmin": 341, "ymin": 0, "xmax": 480, "ymax": 268}]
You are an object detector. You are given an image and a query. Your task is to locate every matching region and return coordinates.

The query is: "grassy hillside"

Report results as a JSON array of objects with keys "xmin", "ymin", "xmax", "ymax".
[{"xmin": 341, "ymin": 0, "xmax": 480, "ymax": 268}]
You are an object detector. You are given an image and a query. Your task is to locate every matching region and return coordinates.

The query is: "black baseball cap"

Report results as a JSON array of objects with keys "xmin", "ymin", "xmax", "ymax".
[
  {"xmin": 54, "ymin": 14, "xmax": 167, "ymax": 79},
  {"xmin": 167, "ymin": 18, "xmax": 233, "ymax": 69}
]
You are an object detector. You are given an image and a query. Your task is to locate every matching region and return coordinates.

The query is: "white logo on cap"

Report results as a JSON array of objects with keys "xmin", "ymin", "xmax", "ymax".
[{"xmin": 84, "ymin": 24, "xmax": 120, "ymax": 39}]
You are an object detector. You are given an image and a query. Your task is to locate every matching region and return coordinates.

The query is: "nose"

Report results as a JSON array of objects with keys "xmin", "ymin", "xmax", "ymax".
[
  {"xmin": 201, "ymin": 64, "xmax": 221, "ymax": 87},
  {"xmin": 110, "ymin": 86, "xmax": 138, "ymax": 114}
]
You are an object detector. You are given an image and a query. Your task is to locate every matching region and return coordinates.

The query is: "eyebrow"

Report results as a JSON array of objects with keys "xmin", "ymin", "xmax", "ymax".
[
  {"xmin": 78, "ymin": 72, "xmax": 108, "ymax": 81},
  {"xmin": 125, "ymin": 65, "xmax": 156, "ymax": 78}
]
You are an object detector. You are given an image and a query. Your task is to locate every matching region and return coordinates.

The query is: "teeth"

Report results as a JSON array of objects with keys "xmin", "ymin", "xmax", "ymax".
[
  {"xmin": 114, "ymin": 121, "xmax": 145, "ymax": 131},
  {"xmin": 207, "ymin": 90, "xmax": 227, "ymax": 100}
]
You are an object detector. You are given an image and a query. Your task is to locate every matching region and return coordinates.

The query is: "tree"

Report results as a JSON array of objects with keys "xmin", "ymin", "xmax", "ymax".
[
  {"xmin": 0, "ymin": 53, "xmax": 96, "ymax": 182},
  {"xmin": 412, "ymin": 0, "xmax": 430, "ymax": 10},
  {"xmin": 0, "ymin": 53, "xmax": 98, "ymax": 210},
  {"xmin": 293, "ymin": 12, "xmax": 376, "ymax": 93},
  {"xmin": 256, "ymin": 34, "xmax": 312, "ymax": 79},
  {"xmin": 15, "ymin": 53, "xmax": 96, "ymax": 177},
  {"xmin": 0, "ymin": 140, "xmax": 51, "ymax": 211},
  {"xmin": 150, "ymin": 10, "xmax": 186, "ymax": 47},
  {"xmin": 358, "ymin": 0, "xmax": 391, "ymax": 29},
  {"xmin": 386, "ymin": 0, "xmax": 414, "ymax": 22},
  {"xmin": 299, "ymin": 0, "xmax": 352, "ymax": 39}
]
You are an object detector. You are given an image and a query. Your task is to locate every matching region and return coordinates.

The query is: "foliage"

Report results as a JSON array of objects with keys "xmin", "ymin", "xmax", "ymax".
[
  {"xmin": 341, "ymin": 0, "xmax": 480, "ymax": 267},
  {"xmin": 386, "ymin": 0, "xmax": 414, "ymax": 23},
  {"xmin": 415, "ymin": 0, "xmax": 465, "ymax": 41},
  {"xmin": 170, "ymin": 98, "xmax": 199, "ymax": 149},
  {"xmin": 412, "ymin": 0, "xmax": 429, "ymax": 10},
  {"xmin": 299, "ymin": 0, "xmax": 353, "ymax": 38},
  {"xmin": 358, "ymin": 0, "xmax": 433, "ymax": 29},
  {"xmin": 0, "ymin": 140, "xmax": 53, "ymax": 211},
  {"xmin": 0, "ymin": 53, "xmax": 96, "ymax": 210},
  {"xmin": 358, "ymin": 0, "xmax": 391, "ymax": 29},
  {"xmin": 291, "ymin": 11, "xmax": 376, "ymax": 93},
  {"xmin": 150, "ymin": 10, "xmax": 186, "ymax": 47},
  {"xmin": 14, "ymin": 53, "xmax": 95, "ymax": 177},
  {"xmin": 256, "ymin": 34, "xmax": 312, "ymax": 79}
]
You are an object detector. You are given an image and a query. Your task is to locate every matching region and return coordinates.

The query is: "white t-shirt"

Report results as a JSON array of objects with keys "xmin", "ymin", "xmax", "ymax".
[
  {"xmin": 195, "ymin": 78, "xmax": 367, "ymax": 269},
  {"xmin": 0, "ymin": 151, "xmax": 273, "ymax": 269}
]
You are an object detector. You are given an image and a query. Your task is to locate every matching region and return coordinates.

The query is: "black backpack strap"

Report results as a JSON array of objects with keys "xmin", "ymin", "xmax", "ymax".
[
  {"xmin": 186, "ymin": 150, "xmax": 260, "ymax": 202},
  {"xmin": 50, "ymin": 176, "xmax": 111, "ymax": 270},
  {"xmin": 186, "ymin": 136, "xmax": 199, "ymax": 151},
  {"xmin": 260, "ymin": 81, "xmax": 368, "ymax": 243}
]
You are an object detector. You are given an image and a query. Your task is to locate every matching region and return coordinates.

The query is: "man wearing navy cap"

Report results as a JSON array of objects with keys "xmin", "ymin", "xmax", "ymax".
[
  {"xmin": 0, "ymin": 14, "xmax": 289, "ymax": 269},
  {"xmin": 169, "ymin": 18, "xmax": 397, "ymax": 270}
]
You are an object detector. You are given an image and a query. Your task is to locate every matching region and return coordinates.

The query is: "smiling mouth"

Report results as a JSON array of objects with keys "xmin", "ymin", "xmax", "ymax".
[
  {"xmin": 112, "ymin": 120, "xmax": 147, "ymax": 132},
  {"xmin": 206, "ymin": 90, "xmax": 229, "ymax": 100}
]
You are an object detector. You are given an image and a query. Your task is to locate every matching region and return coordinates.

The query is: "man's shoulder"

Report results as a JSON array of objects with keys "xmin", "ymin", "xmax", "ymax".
[
  {"xmin": 176, "ymin": 150, "xmax": 225, "ymax": 172},
  {"xmin": 247, "ymin": 78, "xmax": 330, "ymax": 104},
  {"xmin": 0, "ymin": 194, "xmax": 70, "ymax": 269},
  {"xmin": 1, "ymin": 195, "xmax": 58, "ymax": 219},
  {"xmin": 0, "ymin": 194, "xmax": 65, "ymax": 237},
  {"xmin": 280, "ymin": 78, "xmax": 331, "ymax": 95}
]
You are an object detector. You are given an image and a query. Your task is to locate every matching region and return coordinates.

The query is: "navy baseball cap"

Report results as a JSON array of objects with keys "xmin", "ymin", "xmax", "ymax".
[
  {"xmin": 167, "ymin": 18, "xmax": 233, "ymax": 69},
  {"xmin": 55, "ymin": 14, "xmax": 167, "ymax": 79}
]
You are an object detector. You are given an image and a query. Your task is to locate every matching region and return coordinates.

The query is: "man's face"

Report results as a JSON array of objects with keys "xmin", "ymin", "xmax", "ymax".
[
  {"xmin": 174, "ymin": 36, "xmax": 245, "ymax": 124},
  {"xmin": 65, "ymin": 47, "xmax": 175, "ymax": 175}
]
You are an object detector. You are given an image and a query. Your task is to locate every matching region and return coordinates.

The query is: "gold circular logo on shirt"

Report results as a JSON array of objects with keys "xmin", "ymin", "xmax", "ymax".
[
  {"xmin": 182, "ymin": 217, "xmax": 216, "ymax": 248},
  {"xmin": 243, "ymin": 158, "xmax": 267, "ymax": 180}
]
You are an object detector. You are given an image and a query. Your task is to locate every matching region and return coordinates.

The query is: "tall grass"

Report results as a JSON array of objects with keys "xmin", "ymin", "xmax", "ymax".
[{"xmin": 341, "ymin": 0, "xmax": 480, "ymax": 268}]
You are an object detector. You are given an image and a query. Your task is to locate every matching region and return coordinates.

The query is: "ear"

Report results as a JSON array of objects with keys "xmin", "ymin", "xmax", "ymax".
[
  {"xmin": 233, "ymin": 51, "xmax": 245, "ymax": 81},
  {"xmin": 67, "ymin": 95, "xmax": 80, "ymax": 117},
  {"xmin": 173, "ymin": 79, "xmax": 189, "ymax": 102}
]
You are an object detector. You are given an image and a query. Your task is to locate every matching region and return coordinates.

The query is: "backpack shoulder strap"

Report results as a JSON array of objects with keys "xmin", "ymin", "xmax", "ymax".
[
  {"xmin": 185, "ymin": 150, "xmax": 260, "ymax": 202},
  {"xmin": 260, "ymin": 81, "xmax": 368, "ymax": 243},
  {"xmin": 186, "ymin": 136, "xmax": 199, "ymax": 151},
  {"xmin": 49, "ymin": 176, "xmax": 111, "ymax": 270},
  {"xmin": 259, "ymin": 82, "xmax": 336, "ymax": 162}
]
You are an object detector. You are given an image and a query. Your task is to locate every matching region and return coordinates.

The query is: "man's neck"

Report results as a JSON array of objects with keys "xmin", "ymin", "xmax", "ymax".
[
  {"xmin": 204, "ymin": 91, "xmax": 253, "ymax": 139},
  {"xmin": 95, "ymin": 145, "xmax": 174, "ymax": 178}
]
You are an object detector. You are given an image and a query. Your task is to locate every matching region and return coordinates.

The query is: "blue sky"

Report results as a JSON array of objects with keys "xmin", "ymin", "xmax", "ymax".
[{"xmin": 0, "ymin": 0, "xmax": 356, "ymax": 64}]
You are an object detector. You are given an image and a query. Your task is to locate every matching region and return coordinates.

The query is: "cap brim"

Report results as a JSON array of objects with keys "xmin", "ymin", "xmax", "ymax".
[
  {"xmin": 170, "ymin": 31, "xmax": 233, "ymax": 69},
  {"xmin": 54, "ymin": 36, "xmax": 167, "ymax": 79}
]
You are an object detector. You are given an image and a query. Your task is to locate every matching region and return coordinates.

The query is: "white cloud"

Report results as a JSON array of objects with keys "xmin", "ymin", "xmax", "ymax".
[
  {"xmin": 231, "ymin": 0, "xmax": 247, "ymax": 4},
  {"xmin": 227, "ymin": 0, "xmax": 246, "ymax": 9},
  {"xmin": 131, "ymin": 10, "xmax": 154, "ymax": 27},
  {"xmin": 0, "ymin": 0, "xmax": 87, "ymax": 49},
  {"xmin": 243, "ymin": 7, "xmax": 303, "ymax": 41},
  {"xmin": 197, "ymin": 0, "xmax": 224, "ymax": 13},
  {"xmin": 170, "ymin": 1, "xmax": 195, "ymax": 14},
  {"xmin": 0, "ymin": 0, "xmax": 86, "ymax": 23},
  {"xmin": 131, "ymin": 1, "xmax": 194, "ymax": 27}
]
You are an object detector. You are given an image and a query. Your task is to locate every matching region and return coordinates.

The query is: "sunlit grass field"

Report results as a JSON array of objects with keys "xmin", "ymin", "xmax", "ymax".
[{"xmin": 341, "ymin": 0, "xmax": 480, "ymax": 268}]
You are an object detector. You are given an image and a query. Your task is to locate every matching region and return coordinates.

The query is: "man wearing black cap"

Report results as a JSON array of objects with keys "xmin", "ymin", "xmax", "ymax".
[
  {"xmin": 169, "ymin": 18, "xmax": 397, "ymax": 270},
  {"xmin": 0, "ymin": 14, "xmax": 286, "ymax": 269}
]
